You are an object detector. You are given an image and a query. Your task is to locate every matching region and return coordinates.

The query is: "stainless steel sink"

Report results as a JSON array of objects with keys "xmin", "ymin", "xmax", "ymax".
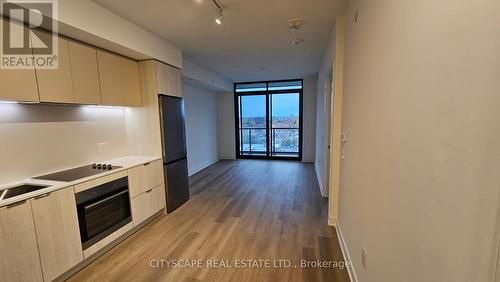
[{"xmin": 0, "ymin": 184, "xmax": 50, "ymax": 201}]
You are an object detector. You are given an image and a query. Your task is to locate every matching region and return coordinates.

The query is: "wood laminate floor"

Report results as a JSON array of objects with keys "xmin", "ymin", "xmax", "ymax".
[{"xmin": 69, "ymin": 160, "xmax": 350, "ymax": 282}]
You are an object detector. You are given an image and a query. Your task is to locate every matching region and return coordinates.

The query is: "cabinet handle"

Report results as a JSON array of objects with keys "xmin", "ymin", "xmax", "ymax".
[
  {"xmin": 34, "ymin": 193, "xmax": 51, "ymax": 199},
  {"xmin": 84, "ymin": 190, "xmax": 128, "ymax": 210},
  {"xmin": 144, "ymin": 162, "xmax": 151, "ymax": 166},
  {"xmin": 6, "ymin": 200, "xmax": 27, "ymax": 208},
  {"xmin": 145, "ymin": 189, "xmax": 153, "ymax": 193}
]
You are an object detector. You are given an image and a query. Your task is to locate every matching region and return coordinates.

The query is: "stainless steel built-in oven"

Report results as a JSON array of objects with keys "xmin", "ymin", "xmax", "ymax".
[{"xmin": 75, "ymin": 177, "xmax": 131, "ymax": 250}]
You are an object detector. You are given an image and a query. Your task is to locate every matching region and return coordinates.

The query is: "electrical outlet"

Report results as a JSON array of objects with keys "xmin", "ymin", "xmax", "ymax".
[
  {"xmin": 97, "ymin": 142, "xmax": 106, "ymax": 153},
  {"xmin": 362, "ymin": 248, "xmax": 368, "ymax": 269}
]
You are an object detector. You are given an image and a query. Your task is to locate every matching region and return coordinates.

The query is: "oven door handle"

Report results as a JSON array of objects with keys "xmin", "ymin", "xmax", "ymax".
[{"xmin": 84, "ymin": 190, "xmax": 128, "ymax": 210}]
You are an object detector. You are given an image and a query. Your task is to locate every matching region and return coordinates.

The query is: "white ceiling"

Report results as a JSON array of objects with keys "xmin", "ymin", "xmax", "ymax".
[{"xmin": 93, "ymin": 0, "xmax": 347, "ymax": 82}]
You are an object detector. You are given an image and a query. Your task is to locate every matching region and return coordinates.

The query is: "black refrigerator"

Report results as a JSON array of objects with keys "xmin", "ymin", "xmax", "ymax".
[{"xmin": 159, "ymin": 95, "xmax": 190, "ymax": 213}]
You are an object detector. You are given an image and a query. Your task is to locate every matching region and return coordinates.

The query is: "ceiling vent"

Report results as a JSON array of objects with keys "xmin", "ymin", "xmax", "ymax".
[{"xmin": 288, "ymin": 19, "xmax": 302, "ymax": 32}]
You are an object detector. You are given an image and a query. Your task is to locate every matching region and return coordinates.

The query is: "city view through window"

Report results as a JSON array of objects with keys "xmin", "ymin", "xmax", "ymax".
[{"xmin": 235, "ymin": 80, "xmax": 302, "ymax": 159}]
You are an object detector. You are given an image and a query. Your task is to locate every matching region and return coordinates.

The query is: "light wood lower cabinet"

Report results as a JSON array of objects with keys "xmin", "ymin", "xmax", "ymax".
[
  {"xmin": 128, "ymin": 160, "xmax": 164, "ymax": 198},
  {"xmin": 31, "ymin": 187, "xmax": 83, "ymax": 281},
  {"xmin": 0, "ymin": 201, "xmax": 44, "ymax": 282},
  {"xmin": 130, "ymin": 184, "xmax": 166, "ymax": 226}
]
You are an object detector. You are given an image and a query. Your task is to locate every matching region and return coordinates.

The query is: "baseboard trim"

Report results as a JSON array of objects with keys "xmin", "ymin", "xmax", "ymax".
[
  {"xmin": 336, "ymin": 220, "xmax": 358, "ymax": 282},
  {"xmin": 218, "ymin": 155, "xmax": 236, "ymax": 160},
  {"xmin": 188, "ymin": 159, "xmax": 219, "ymax": 176},
  {"xmin": 328, "ymin": 217, "xmax": 336, "ymax": 227}
]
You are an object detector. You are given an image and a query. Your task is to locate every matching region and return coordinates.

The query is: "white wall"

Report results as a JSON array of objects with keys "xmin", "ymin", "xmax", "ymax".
[
  {"xmin": 302, "ymin": 76, "xmax": 317, "ymax": 162},
  {"xmin": 183, "ymin": 83, "xmax": 219, "ymax": 175},
  {"xmin": 338, "ymin": 0, "xmax": 500, "ymax": 281},
  {"xmin": 217, "ymin": 93, "xmax": 236, "ymax": 159},
  {"xmin": 0, "ymin": 104, "xmax": 128, "ymax": 184}
]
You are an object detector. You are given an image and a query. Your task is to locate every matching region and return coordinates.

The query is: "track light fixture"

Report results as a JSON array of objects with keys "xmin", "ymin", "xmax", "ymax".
[
  {"xmin": 215, "ymin": 7, "xmax": 223, "ymax": 24},
  {"xmin": 212, "ymin": 0, "xmax": 223, "ymax": 25}
]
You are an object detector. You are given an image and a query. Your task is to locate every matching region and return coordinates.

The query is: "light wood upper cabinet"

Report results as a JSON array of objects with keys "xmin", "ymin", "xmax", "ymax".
[
  {"xmin": 155, "ymin": 61, "xmax": 182, "ymax": 97},
  {"xmin": 31, "ymin": 187, "xmax": 83, "ymax": 282},
  {"xmin": 33, "ymin": 31, "xmax": 75, "ymax": 103},
  {"xmin": 0, "ymin": 201, "xmax": 44, "ymax": 282},
  {"xmin": 68, "ymin": 40, "xmax": 101, "ymax": 105},
  {"xmin": 97, "ymin": 50, "xmax": 124, "ymax": 106},
  {"xmin": 122, "ymin": 58, "xmax": 141, "ymax": 107},
  {"xmin": 97, "ymin": 50, "xmax": 141, "ymax": 106},
  {"xmin": 0, "ymin": 20, "xmax": 39, "ymax": 102},
  {"xmin": 0, "ymin": 68, "xmax": 40, "ymax": 102}
]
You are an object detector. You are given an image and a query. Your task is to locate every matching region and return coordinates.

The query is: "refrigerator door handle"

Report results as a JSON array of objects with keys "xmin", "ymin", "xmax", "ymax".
[{"xmin": 158, "ymin": 96, "xmax": 168, "ymax": 161}]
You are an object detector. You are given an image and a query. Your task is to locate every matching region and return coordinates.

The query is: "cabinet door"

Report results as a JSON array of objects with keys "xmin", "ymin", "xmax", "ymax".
[
  {"xmin": 128, "ymin": 160, "xmax": 164, "ymax": 198},
  {"xmin": 0, "ymin": 201, "xmax": 44, "ymax": 282},
  {"xmin": 130, "ymin": 184, "xmax": 166, "ymax": 226},
  {"xmin": 121, "ymin": 57, "xmax": 141, "ymax": 107},
  {"xmin": 68, "ymin": 40, "xmax": 101, "ymax": 104},
  {"xmin": 31, "ymin": 187, "xmax": 83, "ymax": 281},
  {"xmin": 33, "ymin": 31, "xmax": 75, "ymax": 103},
  {"xmin": 97, "ymin": 50, "xmax": 123, "ymax": 106},
  {"xmin": 0, "ymin": 19, "xmax": 39, "ymax": 102},
  {"xmin": 155, "ymin": 61, "xmax": 182, "ymax": 97}
]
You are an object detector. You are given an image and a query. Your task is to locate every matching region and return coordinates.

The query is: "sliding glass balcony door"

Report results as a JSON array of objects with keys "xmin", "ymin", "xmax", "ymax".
[
  {"xmin": 235, "ymin": 80, "xmax": 303, "ymax": 160},
  {"xmin": 239, "ymin": 94, "xmax": 267, "ymax": 156},
  {"xmin": 270, "ymin": 93, "xmax": 300, "ymax": 157}
]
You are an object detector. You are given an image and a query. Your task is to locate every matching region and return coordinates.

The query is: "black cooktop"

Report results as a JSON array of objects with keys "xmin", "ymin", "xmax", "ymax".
[{"xmin": 33, "ymin": 164, "xmax": 122, "ymax": 182}]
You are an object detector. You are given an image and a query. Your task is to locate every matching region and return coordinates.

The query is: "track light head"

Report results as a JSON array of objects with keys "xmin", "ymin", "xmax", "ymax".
[{"xmin": 215, "ymin": 7, "xmax": 223, "ymax": 25}]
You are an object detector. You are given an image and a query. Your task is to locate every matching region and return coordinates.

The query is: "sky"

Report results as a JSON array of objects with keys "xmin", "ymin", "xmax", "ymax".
[{"xmin": 241, "ymin": 94, "xmax": 299, "ymax": 117}]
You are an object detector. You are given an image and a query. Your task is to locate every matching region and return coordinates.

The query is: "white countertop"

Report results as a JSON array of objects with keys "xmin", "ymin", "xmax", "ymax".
[{"xmin": 0, "ymin": 156, "xmax": 162, "ymax": 208}]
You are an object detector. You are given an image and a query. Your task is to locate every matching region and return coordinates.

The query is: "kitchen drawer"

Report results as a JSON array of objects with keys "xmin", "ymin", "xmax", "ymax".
[
  {"xmin": 130, "ymin": 184, "xmax": 165, "ymax": 226},
  {"xmin": 128, "ymin": 160, "xmax": 163, "ymax": 198}
]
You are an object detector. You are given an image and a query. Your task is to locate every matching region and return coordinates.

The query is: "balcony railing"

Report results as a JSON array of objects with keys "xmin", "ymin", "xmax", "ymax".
[{"xmin": 239, "ymin": 127, "xmax": 299, "ymax": 156}]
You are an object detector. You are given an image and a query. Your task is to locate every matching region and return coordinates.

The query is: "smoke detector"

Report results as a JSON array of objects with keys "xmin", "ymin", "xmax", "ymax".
[{"xmin": 288, "ymin": 19, "xmax": 302, "ymax": 32}]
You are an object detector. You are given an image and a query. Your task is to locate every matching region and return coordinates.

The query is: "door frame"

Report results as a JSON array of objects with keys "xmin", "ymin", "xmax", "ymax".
[
  {"xmin": 234, "ymin": 79, "xmax": 303, "ymax": 161},
  {"xmin": 321, "ymin": 71, "xmax": 334, "ymax": 197}
]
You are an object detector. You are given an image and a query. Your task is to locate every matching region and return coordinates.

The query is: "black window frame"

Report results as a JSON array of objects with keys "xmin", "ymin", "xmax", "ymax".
[{"xmin": 234, "ymin": 78, "xmax": 303, "ymax": 161}]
